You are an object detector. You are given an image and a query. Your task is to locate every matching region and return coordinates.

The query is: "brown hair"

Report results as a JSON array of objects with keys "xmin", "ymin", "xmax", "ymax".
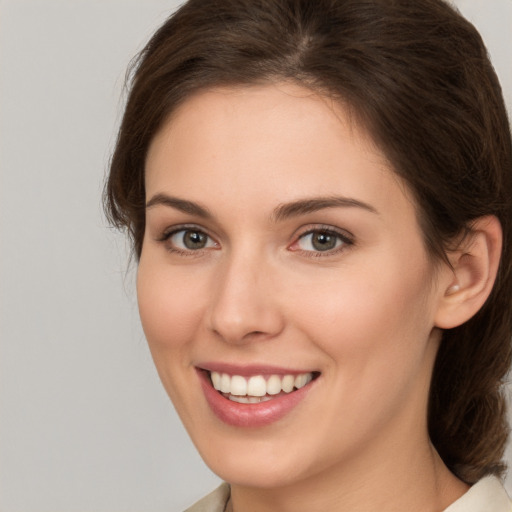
[{"xmin": 105, "ymin": 0, "xmax": 512, "ymax": 483}]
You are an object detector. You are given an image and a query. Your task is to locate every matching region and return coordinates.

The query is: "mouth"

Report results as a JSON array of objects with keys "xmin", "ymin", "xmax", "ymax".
[
  {"xmin": 209, "ymin": 370, "xmax": 318, "ymax": 403},
  {"xmin": 197, "ymin": 366, "xmax": 320, "ymax": 427}
]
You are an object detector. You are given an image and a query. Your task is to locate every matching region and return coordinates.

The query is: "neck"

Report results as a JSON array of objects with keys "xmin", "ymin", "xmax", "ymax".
[
  {"xmin": 229, "ymin": 429, "xmax": 468, "ymax": 512},
  {"xmin": 228, "ymin": 331, "xmax": 469, "ymax": 512}
]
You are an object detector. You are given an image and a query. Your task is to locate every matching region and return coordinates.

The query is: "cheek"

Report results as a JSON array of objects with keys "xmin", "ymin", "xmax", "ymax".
[
  {"xmin": 136, "ymin": 257, "xmax": 207, "ymax": 355},
  {"xmin": 136, "ymin": 257, "xmax": 212, "ymax": 422},
  {"xmin": 286, "ymin": 261, "xmax": 438, "ymax": 447},
  {"xmin": 288, "ymin": 253, "xmax": 436, "ymax": 372}
]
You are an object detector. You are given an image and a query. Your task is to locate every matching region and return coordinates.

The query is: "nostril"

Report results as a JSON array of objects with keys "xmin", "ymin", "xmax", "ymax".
[{"xmin": 206, "ymin": 272, "xmax": 285, "ymax": 344}]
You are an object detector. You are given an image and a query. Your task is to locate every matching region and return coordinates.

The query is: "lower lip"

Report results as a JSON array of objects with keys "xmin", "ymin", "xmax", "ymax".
[{"xmin": 198, "ymin": 370, "xmax": 316, "ymax": 428}]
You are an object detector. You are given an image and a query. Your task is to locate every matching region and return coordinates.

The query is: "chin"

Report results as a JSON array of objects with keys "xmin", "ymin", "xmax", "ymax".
[
  {"xmin": 191, "ymin": 428, "xmax": 321, "ymax": 489},
  {"xmin": 206, "ymin": 453, "xmax": 307, "ymax": 489}
]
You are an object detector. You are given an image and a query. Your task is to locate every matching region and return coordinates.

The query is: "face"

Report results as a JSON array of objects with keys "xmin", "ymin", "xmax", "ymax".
[{"xmin": 138, "ymin": 83, "xmax": 447, "ymax": 490}]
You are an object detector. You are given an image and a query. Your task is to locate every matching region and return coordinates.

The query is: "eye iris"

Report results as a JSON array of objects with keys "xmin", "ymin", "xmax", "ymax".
[
  {"xmin": 312, "ymin": 231, "xmax": 337, "ymax": 251},
  {"xmin": 183, "ymin": 230, "xmax": 207, "ymax": 249}
]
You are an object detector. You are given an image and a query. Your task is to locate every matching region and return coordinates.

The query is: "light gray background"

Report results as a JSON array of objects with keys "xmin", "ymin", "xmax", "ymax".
[{"xmin": 0, "ymin": 1, "xmax": 510, "ymax": 511}]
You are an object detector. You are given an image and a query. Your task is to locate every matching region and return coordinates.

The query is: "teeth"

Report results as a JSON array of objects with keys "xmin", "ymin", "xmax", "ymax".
[
  {"xmin": 229, "ymin": 395, "xmax": 273, "ymax": 404},
  {"xmin": 220, "ymin": 373, "xmax": 231, "ymax": 393},
  {"xmin": 247, "ymin": 375, "xmax": 266, "ymax": 396},
  {"xmin": 266, "ymin": 375, "xmax": 282, "ymax": 395},
  {"xmin": 295, "ymin": 373, "xmax": 313, "ymax": 389},
  {"xmin": 282, "ymin": 374, "xmax": 295, "ymax": 393},
  {"xmin": 211, "ymin": 371, "xmax": 221, "ymax": 390},
  {"xmin": 210, "ymin": 371, "xmax": 315, "ymax": 397},
  {"xmin": 230, "ymin": 375, "xmax": 247, "ymax": 396}
]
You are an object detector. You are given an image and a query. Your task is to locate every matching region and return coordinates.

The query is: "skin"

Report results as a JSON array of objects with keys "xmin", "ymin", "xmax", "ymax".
[{"xmin": 138, "ymin": 83, "xmax": 473, "ymax": 511}]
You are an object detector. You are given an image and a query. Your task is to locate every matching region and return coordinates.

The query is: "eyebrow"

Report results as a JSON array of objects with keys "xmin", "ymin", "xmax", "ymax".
[
  {"xmin": 271, "ymin": 196, "xmax": 378, "ymax": 222},
  {"xmin": 145, "ymin": 193, "xmax": 378, "ymax": 221},
  {"xmin": 145, "ymin": 193, "xmax": 212, "ymax": 218}
]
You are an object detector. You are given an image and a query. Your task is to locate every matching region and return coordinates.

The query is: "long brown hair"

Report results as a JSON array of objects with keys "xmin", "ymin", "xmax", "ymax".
[{"xmin": 105, "ymin": 0, "xmax": 512, "ymax": 483}]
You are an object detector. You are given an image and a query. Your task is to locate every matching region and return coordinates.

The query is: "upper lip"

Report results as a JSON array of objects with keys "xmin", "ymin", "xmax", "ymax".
[{"xmin": 197, "ymin": 362, "xmax": 318, "ymax": 377}]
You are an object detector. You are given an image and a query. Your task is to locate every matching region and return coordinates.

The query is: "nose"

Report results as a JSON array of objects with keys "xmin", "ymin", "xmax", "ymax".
[{"xmin": 206, "ymin": 250, "xmax": 285, "ymax": 344}]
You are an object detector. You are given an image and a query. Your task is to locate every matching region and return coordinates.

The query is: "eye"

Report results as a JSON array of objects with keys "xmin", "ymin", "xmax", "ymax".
[
  {"xmin": 164, "ymin": 228, "xmax": 218, "ymax": 252},
  {"xmin": 291, "ymin": 227, "xmax": 353, "ymax": 254}
]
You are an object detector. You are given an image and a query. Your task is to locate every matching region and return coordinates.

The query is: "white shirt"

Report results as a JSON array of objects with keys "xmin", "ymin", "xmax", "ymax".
[
  {"xmin": 185, "ymin": 476, "xmax": 512, "ymax": 512},
  {"xmin": 444, "ymin": 476, "xmax": 511, "ymax": 512}
]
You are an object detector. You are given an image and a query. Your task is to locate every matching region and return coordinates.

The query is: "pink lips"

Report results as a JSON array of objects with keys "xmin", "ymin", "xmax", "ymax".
[{"xmin": 197, "ymin": 365, "xmax": 317, "ymax": 428}]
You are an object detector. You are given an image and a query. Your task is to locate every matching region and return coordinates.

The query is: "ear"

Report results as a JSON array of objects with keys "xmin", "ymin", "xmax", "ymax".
[{"xmin": 434, "ymin": 215, "xmax": 502, "ymax": 329}]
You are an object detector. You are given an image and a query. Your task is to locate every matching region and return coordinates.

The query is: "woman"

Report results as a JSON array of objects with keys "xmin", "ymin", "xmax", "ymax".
[{"xmin": 105, "ymin": 0, "xmax": 512, "ymax": 510}]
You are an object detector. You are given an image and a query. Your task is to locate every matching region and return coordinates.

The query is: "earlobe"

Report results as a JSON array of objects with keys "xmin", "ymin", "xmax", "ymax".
[{"xmin": 434, "ymin": 216, "xmax": 502, "ymax": 329}]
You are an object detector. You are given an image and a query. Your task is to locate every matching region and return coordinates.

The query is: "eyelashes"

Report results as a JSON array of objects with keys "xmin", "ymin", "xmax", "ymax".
[
  {"xmin": 156, "ymin": 224, "xmax": 354, "ymax": 257},
  {"xmin": 157, "ymin": 225, "xmax": 219, "ymax": 256},
  {"xmin": 289, "ymin": 227, "xmax": 354, "ymax": 256}
]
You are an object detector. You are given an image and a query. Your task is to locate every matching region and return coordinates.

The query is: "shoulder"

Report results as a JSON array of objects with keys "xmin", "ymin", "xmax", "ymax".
[
  {"xmin": 184, "ymin": 483, "xmax": 231, "ymax": 512},
  {"xmin": 443, "ymin": 476, "xmax": 512, "ymax": 512}
]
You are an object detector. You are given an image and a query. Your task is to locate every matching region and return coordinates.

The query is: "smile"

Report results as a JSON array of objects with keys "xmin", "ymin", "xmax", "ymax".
[
  {"xmin": 210, "ymin": 371, "xmax": 314, "ymax": 403},
  {"xmin": 198, "ymin": 366, "xmax": 319, "ymax": 427}
]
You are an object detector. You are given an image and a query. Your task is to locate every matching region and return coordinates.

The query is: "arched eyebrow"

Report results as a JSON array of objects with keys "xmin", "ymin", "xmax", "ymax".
[
  {"xmin": 271, "ymin": 196, "xmax": 378, "ymax": 222},
  {"xmin": 145, "ymin": 193, "xmax": 378, "ymax": 221},
  {"xmin": 146, "ymin": 193, "xmax": 212, "ymax": 218}
]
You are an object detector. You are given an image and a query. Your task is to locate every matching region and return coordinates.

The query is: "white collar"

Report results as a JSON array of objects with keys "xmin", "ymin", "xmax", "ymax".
[
  {"xmin": 186, "ymin": 477, "xmax": 511, "ymax": 512},
  {"xmin": 443, "ymin": 476, "xmax": 511, "ymax": 512}
]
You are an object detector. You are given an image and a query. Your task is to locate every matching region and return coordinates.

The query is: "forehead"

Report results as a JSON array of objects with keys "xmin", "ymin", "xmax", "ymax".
[{"xmin": 145, "ymin": 82, "xmax": 414, "ymax": 219}]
